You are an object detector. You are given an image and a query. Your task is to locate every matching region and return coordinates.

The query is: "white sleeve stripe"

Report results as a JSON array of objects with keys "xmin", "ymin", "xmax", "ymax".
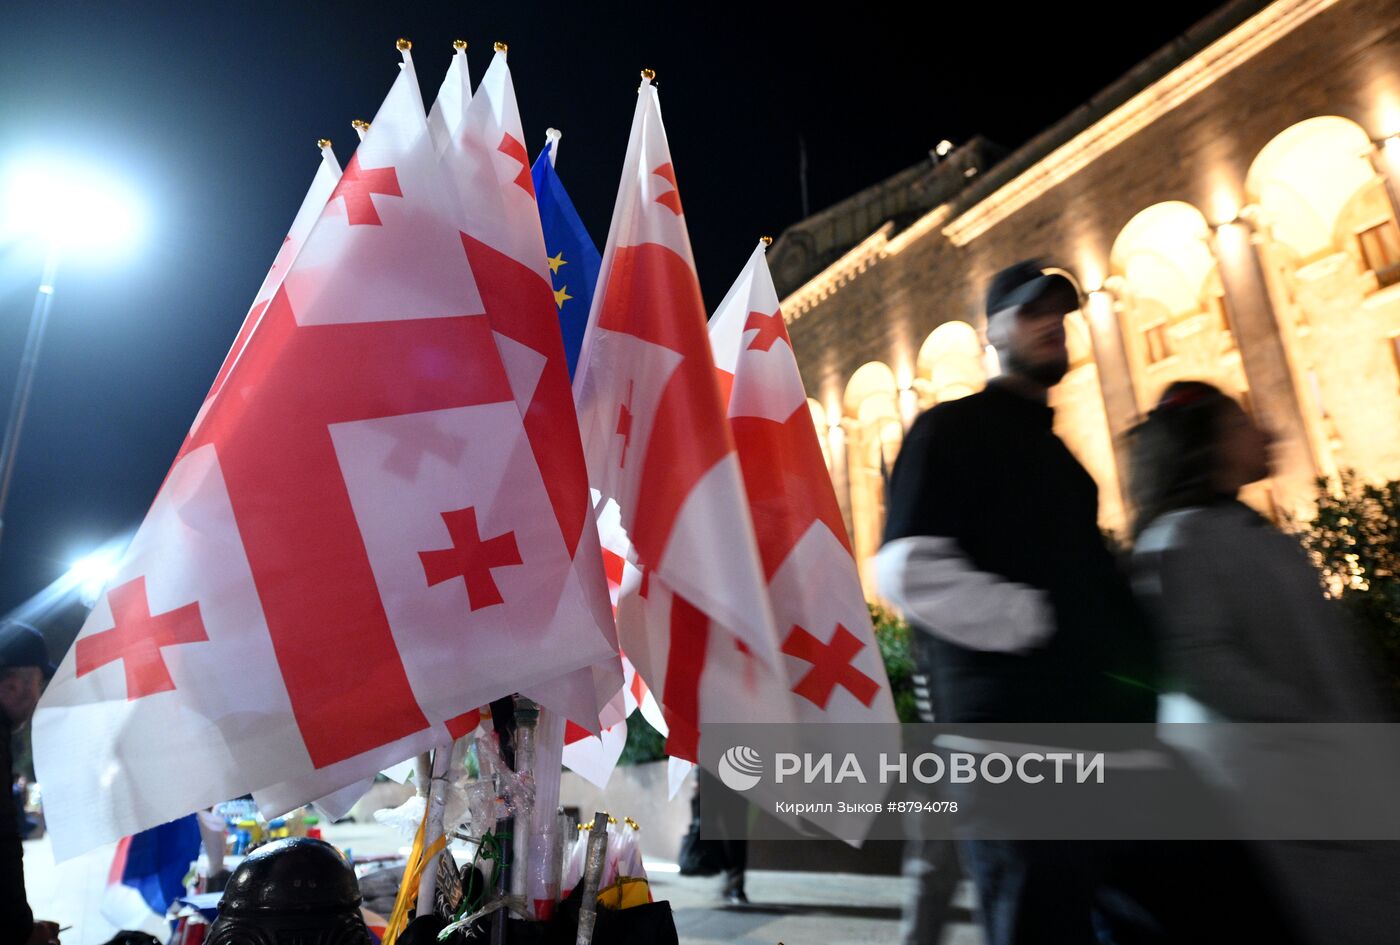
[{"xmin": 874, "ymin": 536, "xmax": 1055, "ymax": 654}]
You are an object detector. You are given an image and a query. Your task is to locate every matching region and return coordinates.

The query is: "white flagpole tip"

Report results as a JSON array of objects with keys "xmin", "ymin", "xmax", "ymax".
[
  {"xmin": 494, "ymin": 41, "xmax": 508, "ymax": 52},
  {"xmin": 452, "ymin": 39, "xmax": 467, "ymax": 51},
  {"xmin": 396, "ymin": 38, "xmax": 412, "ymax": 51},
  {"xmin": 317, "ymin": 138, "xmax": 333, "ymax": 151},
  {"xmin": 545, "ymin": 128, "xmax": 562, "ymax": 167},
  {"xmin": 760, "ymin": 235, "xmax": 774, "ymax": 247},
  {"xmin": 351, "ymin": 119, "xmax": 370, "ymax": 140}
]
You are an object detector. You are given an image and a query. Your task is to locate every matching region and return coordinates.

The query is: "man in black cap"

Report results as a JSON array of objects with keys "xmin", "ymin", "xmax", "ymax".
[
  {"xmin": 0, "ymin": 621, "xmax": 59, "ymax": 945},
  {"xmin": 875, "ymin": 261, "xmax": 1159, "ymax": 942},
  {"xmin": 877, "ymin": 260, "xmax": 1153, "ymax": 722}
]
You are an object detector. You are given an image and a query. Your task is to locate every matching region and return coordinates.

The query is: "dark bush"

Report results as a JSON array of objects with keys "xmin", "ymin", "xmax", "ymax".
[{"xmin": 1293, "ymin": 473, "xmax": 1400, "ymax": 703}]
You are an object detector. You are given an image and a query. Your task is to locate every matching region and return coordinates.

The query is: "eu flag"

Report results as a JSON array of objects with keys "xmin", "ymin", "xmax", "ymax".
[{"xmin": 531, "ymin": 149, "xmax": 601, "ymax": 380}]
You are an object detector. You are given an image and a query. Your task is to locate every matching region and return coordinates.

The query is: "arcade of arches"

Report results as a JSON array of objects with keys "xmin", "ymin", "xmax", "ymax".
[{"xmin": 806, "ymin": 116, "xmax": 1400, "ymax": 597}]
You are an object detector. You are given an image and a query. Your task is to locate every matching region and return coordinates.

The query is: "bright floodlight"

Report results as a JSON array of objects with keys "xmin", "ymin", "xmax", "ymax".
[
  {"xmin": 70, "ymin": 547, "xmax": 123, "ymax": 607},
  {"xmin": 1, "ymin": 157, "xmax": 143, "ymax": 252},
  {"xmin": 935, "ymin": 139, "xmax": 954, "ymax": 157}
]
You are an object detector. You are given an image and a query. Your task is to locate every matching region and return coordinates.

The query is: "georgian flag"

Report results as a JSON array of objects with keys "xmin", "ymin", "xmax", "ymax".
[
  {"xmin": 572, "ymin": 74, "xmax": 783, "ymax": 761},
  {"xmin": 702, "ymin": 242, "xmax": 899, "ymax": 843},
  {"xmin": 188, "ymin": 141, "xmax": 340, "ymax": 439},
  {"xmin": 709, "ymin": 242, "xmax": 896, "ymax": 729},
  {"xmin": 426, "ymin": 40, "xmax": 472, "ymax": 156},
  {"xmin": 34, "ymin": 45, "xmax": 616, "ymax": 858},
  {"xmin": 437, "ymin": 44, "xmax": 622, "ymax": 733}
]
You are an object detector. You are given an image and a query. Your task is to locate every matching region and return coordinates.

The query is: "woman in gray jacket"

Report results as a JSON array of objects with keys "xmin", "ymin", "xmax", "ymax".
[
  {"xmin": 1128, "ymin": 379, "xmax": 1396, "ymax": 945},
  {"xmin": 1129, "ymin": 380, "xmax": 1387, "ymax": 722}
]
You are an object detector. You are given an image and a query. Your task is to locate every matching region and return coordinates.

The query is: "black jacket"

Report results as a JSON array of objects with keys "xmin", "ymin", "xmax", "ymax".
[
  {"xmin": 2, "ymin": 708, "xmax": 33, "ymax": 945},
  {"xmin": 882, "ymin": 383, "xmax": 1156, "ymax": 722}
]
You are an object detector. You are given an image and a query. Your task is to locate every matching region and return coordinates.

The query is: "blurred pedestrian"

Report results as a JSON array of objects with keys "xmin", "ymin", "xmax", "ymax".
[
  {"xmin": 679, "ymin": 769, "xmax": 748, "ymax": 904},
  {"xmin": 1, "ymin": 621, "xmax": 59, "ymax": 945},
  {"xmin": 1129, "ymin": 380, "xmax": 1388, "ymax": 722},
  {"xmin": 1129, "ymin": 380, "xmax": 1400, "ymax": 945},
  {"xmin": 876, "ymin": 260, "xmax": 1161, "ymax": 944},
  {"xmin": 877, "ymin": 263, "xmax": 1297, "ymax": 945}
]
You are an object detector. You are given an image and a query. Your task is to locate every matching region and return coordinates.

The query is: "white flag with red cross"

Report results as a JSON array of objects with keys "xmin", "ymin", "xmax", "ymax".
[
  {"xmin": 572, "ymin": 73, "xmax": 783, "ymax": 762},
  {"xmin": 436, "ymin": 43, "xmax": 622, "ymax": 733},
  {"xmin": 695, "ymin": 242, "xmax": 898, "ymax": 843},
  {"xmin": 33, "ymin": 46, "xmax": 616, "ymax": 859},
  {"xmin": 560, "ymin": 511, "xmax": 667, "ymax": 790},
  {"xmin": 561, "ymin": 649, "xmax": 670, "ymax": 788},
  {"xmin": 598, "ymin": 508, "xmax": 667, "ymax": 736},
  {"xmin": 187, "ymin": 141, "xmax": 340, "ymax": 439},
  {"xmin": 427, "ymin": 40, "xmax": 472, "ymax": 156},
  {"xmin": 708, "ymin": 242, "xmax": 897, "ymax": 729},
  {"xmin": 562, "ymin": 715, "xmax": 628, "ymax": 789}
]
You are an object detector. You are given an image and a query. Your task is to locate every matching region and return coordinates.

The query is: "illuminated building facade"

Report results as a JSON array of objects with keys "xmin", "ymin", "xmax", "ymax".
[{"xmin": 771, "ymin": 0, "xmax": 1400, "ymax": 593}]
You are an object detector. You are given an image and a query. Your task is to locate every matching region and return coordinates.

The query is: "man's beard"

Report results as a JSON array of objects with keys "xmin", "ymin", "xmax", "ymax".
[{"xmin": 1005, "ymin": 348, "xmax": 1069, "ymax": 388}]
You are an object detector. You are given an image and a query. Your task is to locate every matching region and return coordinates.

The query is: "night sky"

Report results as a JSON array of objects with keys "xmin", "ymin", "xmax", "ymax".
[{"xmin": 0, "ymin": 0, "xmax": 1226, "ymax": 620}]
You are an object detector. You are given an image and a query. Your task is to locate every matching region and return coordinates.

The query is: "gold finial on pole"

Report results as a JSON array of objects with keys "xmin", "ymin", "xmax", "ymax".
[
  {"xmin": 640, "ymin": 68, "xmax": 656, "ymax": 81},
  {"xmin": 760, "ymin": 235, "xmax": 774, "ymax": 246},
  {"xmin": 452, "ymin": 39, "xmax": 467, "ymax": 51},
  {"xmin": 494, "ymin": 41, "xmax": 508, "ymax": 52},
  {"xmin": 351, "ymin": 120, "xmax": 370, "ymax": 140},
  {"xmin": 396, "ymin": 38, "xmax": 412, "ymax": 51},
  {"xmin": 317, "ymin": 138, "xmax": 332, "ymax": 151}
]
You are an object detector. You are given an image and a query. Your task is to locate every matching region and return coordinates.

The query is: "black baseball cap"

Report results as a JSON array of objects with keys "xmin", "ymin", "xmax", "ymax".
[
  {"xmin": 986, "ymin": 260, "xmax": 1079, "ymax": 317},
  {"xmin": 0, "ymin": 621, "xmax": 56, "ymax": 677}
]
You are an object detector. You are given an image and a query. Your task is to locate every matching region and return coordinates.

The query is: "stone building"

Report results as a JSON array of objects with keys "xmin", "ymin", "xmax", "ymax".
[{"xmin": 770, "ymin": 0, "xmax": 1400, "ymax": 593}]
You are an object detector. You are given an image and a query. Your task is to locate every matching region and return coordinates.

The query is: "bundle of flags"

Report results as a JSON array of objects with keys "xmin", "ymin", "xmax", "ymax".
[{"xmin": 33, "ymin": 41, "xmax": 897, "ymax": 866}]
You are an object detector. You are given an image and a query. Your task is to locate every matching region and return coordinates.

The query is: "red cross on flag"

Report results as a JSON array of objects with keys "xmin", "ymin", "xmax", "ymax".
[
  {"xmin": 707, "ymin": 240, "xmax": 896, "ymax": 727},
  {"xmin": 610, "ymin": 243, "xmax": 900, "ymax": 844},
  {"xmin": 573, "ymin": 75, "xmax": 783, "ymax": 759},
  {"xmin": 187, "ymin": 141, "xmax": 341, "ymax": 439},
  {"xmin": 435, "ymin": 45, "xmax": 622, "ymax": 734},
  {"xmin": 34, "ymin": 46, "xmax": 616, "ymax": 860}
]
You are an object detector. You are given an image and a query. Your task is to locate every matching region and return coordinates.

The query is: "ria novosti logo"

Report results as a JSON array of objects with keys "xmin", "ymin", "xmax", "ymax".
[{"xmin": 717, "ymin": 745, "xmax": 764, "ymax": 791}]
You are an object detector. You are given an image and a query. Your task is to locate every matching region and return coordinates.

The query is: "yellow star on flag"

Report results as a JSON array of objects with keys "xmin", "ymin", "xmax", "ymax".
[
  {"xmin": 546, "ymin": 251, "xmax": 567, "ymax": 274},
  {"xmin": 553, "ymin": 285, "xmax": 573, "ymax": 309}
]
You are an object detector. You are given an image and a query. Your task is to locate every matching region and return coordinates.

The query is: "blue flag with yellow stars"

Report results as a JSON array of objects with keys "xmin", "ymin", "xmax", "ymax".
[{"xmin": 531, "ymin": 148, "xmax": 601, "ymax": 380}]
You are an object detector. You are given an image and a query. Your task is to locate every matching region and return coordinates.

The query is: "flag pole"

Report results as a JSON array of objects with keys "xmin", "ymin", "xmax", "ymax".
[
  {"xmin": 416, "ymin": 742, "xmax": 455, "ymax": 915},
  {"xmin": 544, "ymin": 128, "xmax": 561, "ymax": 167},
  {"xmin": 525, "ymin": 704, "xmax": 566, "ymax": 919}
]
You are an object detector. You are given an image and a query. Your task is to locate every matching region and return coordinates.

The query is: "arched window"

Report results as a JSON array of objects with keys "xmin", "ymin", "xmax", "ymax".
[
  {"xmin": 1247, "ymin": 116, "xmax": 1397, "ymax": 288},
  {"xmin": 1246, "ymin": 115, "xmax": 1400, "ymax": 484},
  {"xmin": 1109, "ymin": 201, "xmax": 1245, "ymax": 410},
  {"xmin": 916, "ymin": 321, "xmax": 986, "ymax": 408},
  {"xmin": 843, "ymin": 362, "xmax": 900, "ymax": 594}
]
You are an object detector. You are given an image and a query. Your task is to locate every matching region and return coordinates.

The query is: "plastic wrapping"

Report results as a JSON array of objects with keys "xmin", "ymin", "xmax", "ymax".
[
  {"xmin": 526, "ymin": 706, "xmax": 566, "ymax": 919},
  {"xmin": 614, "ymin": 818, "xmax": 645, "ymax": 884},
  {"xmin": 552, "ymin": 811, "xmax": 571, "ymax": 903},
  {"xmin": 562, "ymin": 823, "xmax": 591, "ymax": 895},
  {"xmin": 510, "ymin": 700, "xmax": 539, "ymax": 905},
  {"xmin": 474, "ymin": 731, "xmax": 534, "ymax": 817},
  {"xmin": 376, "ymin": 743, "xmax": 487, "ymax": 848},
  {"xmin": 373, "ymin": 794, "xmax": 428, "ymax": 844},
  {"xmin": 601, "ymin": 818, "xmax": 620, "ymax": 888},
  {"xmin": 575, "ymin": 813, "xmax": 610, "ymax": 945}
]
